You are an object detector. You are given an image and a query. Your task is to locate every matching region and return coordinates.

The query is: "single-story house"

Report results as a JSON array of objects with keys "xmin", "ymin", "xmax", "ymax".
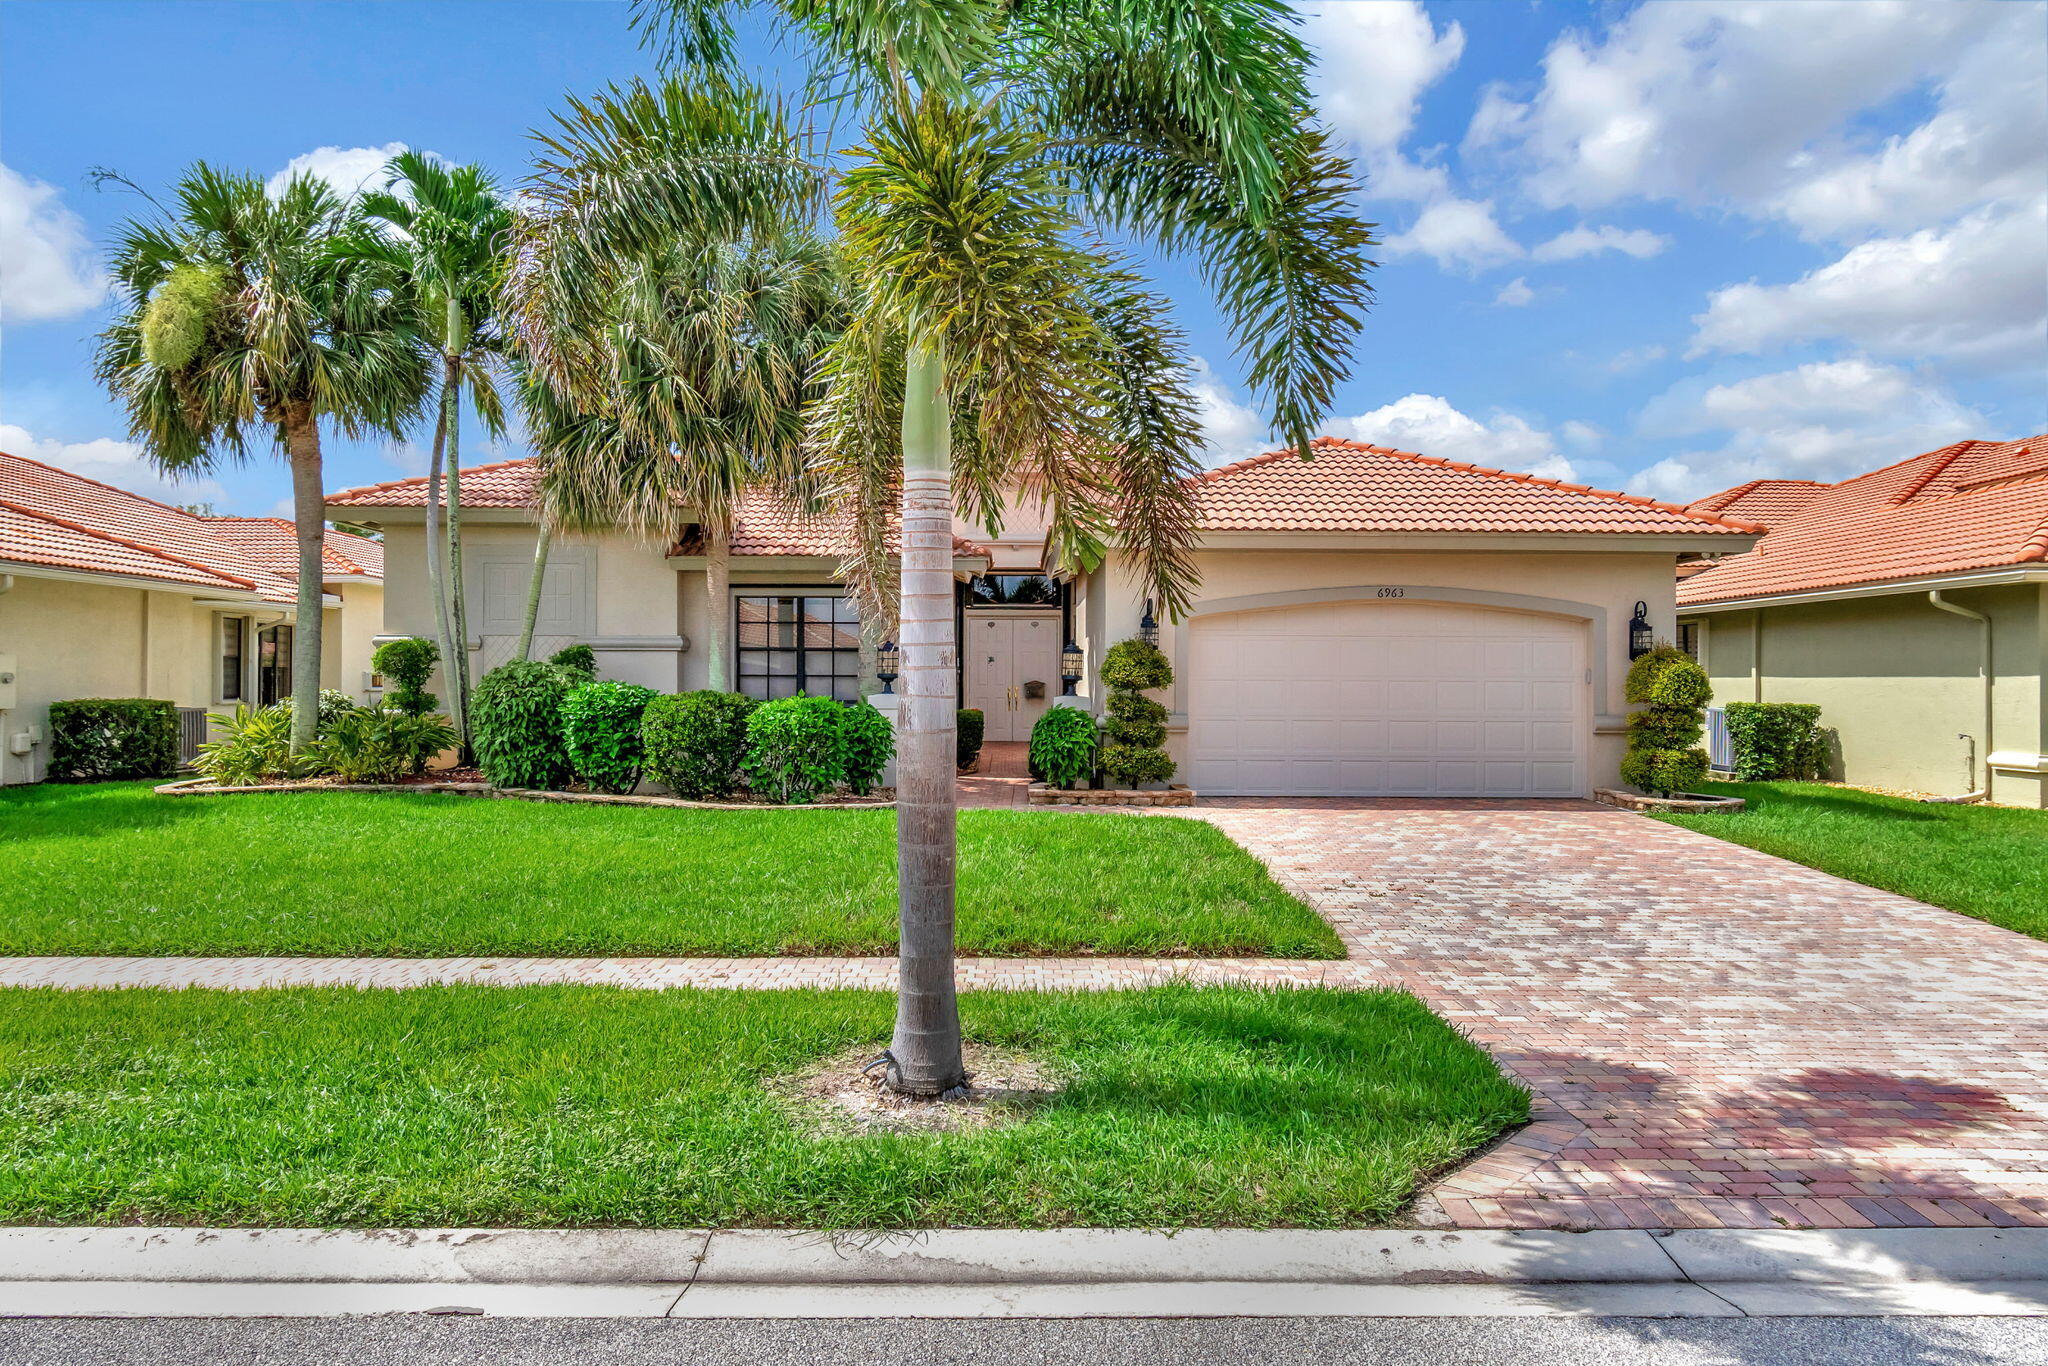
[
  {"xmin": 0, "ymin": 450, "xmax": 385, "ymax": 785},
  {"xmin": 331, "ymin": 437, "xmax": 1753, "ymax": 798},
  {"xmin": 1677, "ymin": 433, "xmax": 2048, "ymax": 808}
]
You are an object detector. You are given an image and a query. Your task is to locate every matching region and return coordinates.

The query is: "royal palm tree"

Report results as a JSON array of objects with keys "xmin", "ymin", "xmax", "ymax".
[
  {"xmin": 349, "ymin": 152, "xmax": 515, "ymax": 746},
  {"xmin": 96, "ymin": 165, "xmax": 428, "ymax": 753},
  {"xmin": 519, "ymin": 1, "xmax": 1374, "ymax": 1094}
]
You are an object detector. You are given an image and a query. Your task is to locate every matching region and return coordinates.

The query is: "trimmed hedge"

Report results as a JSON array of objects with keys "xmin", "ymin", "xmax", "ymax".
[
  {"xmin": 561, "ymin": 681, "xmax": 658, "ymax": 794},
  {"xmin": 548, "ymin": 644, "xmax": 598, "ymax": 685},
  {"xmin": 956, "ymin": 708, "xmax": 985, "ymax": 770},
  {"xmin": 48, "ymin": 698, "xmax": 179, "ymax": 781},
  {"xmin": 1621, "ymin": 647, "xmax": 1711, "ymax": 797},
  {"xmin": 1725, "ymin": 701, "xmax": 1827, "ymax": 780},
  {"xmin": 641, "ymin": 691, "xmax": 756, "ymax": 799},
  {"xmin": 838, "ymin": 701, "xmax": 895, "ymax": 796},
  {"xmin": 371, "ymin": 637, "xmax": 440, "ymax": 717},
  {"xmin": 470, "ymin": 661, "xmax": 573, "ymax": 790},
  {"xmin": 743, "ymin": 695, "xmax": 846, "ymax": 804}
]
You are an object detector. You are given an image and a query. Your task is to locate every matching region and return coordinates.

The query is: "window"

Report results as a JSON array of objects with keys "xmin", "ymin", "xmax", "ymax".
[
  {"xmin": 736, "ymin": 594, "xmax": 862, "ymax": 702},
  {"xmin": 257, "ymin": 623, "xmax": 293, "ymax": 706},
  {"xmin": 1677, "ymin": 621, "xmax": 1700, "ymax": 661},
  {"xmin": 218, "ymin": 616, "xmax": 246, "ymax": 701},
  {"xmin": 965, "ymin": 574, "xmax": 1059, "ymax": 607}
]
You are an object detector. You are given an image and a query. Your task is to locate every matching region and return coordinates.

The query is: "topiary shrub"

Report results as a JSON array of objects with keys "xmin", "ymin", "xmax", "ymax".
[
  {"xmin": 1098, "ymin": 637, "xmax": 1176, "ymax": 788},
  {"xmin": 839, "ymin": 701, "xmax": 895, "ymax": 796},
  {"xmin": 549, "ymin": 644, "xmax": 598, "ymax": 685},
  {"xmin": 47, "ymin": 698, "xmax": 180, "ymax": 781},
  {"xmin": 1030, "ymin": 705, "xmax": 1099, "ymax": 789},
  {"xmin": 372, "ymin": 637, "xmax": 440, "ymax": 717},
  {"xmin": 1724, "ymin": 701, "xmax": 1827, "ymax": 780},
  {"xmin": 561, "ymin": 680, "xmax": 658, "ymax": 794},
  {"xmin": 641, "ymin": 690, "xmax": 758, "ymax": 799},
  {"xmin": 743, "ymin": 695, "xmax": 846, "ymax": 804},
  {"xmin": 470, "ymin": 660, "xmax": 573, "ymax": 789},
  {"xmin": 956, "ymin": 708, "xmax": 985, "ymax": 770},
  {"xmin": 1622, "ymin": 645, "xmax": 1712, "ymax": 797}
]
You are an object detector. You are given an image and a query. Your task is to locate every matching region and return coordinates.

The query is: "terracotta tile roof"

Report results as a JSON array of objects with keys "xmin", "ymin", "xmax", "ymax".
[
  {"xmin": 1686, "ymin": 479, "xmax": 1832, "ymax": 529},
  {"xmin": 1678, "ymin": 434, "xmax": 2048, "ymax": 605},
  {"xmin": 328, "ymin": 459, "xmax": 539, "ymax": 509},
  {"xmin": 1194, "ymin": 437, "xmax": 1759, "ymax": 536},
  {"xmin": 0, "ymin": 450, "xmax": 381, "ymax": 602}
]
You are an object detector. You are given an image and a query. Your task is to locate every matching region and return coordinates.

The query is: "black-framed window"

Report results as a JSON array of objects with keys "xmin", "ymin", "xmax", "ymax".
[
  {"xmin": 257, "ymin": 623, "xmax": 293, "ymax": 706},
  {"xmin": 736, "ymin": 594, "xmax": 862, "ymax": 702},
  {"xmin": 219, "ymin": 616, "xmax": 245, "ymax": 701},
  {"xmin": 965, "ymin": 573, "xmax": 1059, "ymax": 607},
  {"xmin": 1676, "ymin": 621, "xmax": 1700, "ymax": 661}
]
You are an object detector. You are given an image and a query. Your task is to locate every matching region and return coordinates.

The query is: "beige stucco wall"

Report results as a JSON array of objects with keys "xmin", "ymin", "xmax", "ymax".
[
  {"xmin": 1082, "ymin": 544, "xmax": 1685, "ymax": 790},
  {"xmin": 1685, "ymin": 583, "xmax": 2046, "ymax": 808}
]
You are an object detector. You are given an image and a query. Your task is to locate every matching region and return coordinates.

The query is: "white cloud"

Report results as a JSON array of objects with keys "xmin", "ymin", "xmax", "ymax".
[
  {"xmin": 1531, "ymin": 224, "xmax": 1669, "ymax": 263},
  {"xmin": 1383, "ymin": 196, "xmax": 1522, "ymax": 273},
  {"xmin": 1188, "ymin": 357, "xmax": 1271, "ymax": 466},
  {"xmin": 1493, "ymin": 277, "xmax": 1536, "ymax": 308},
  {"xmin": 1331, "ymin": 393, "xmax": 1576, "ymax": 480},
  {"xmin": 1561, "ymin": 420, "xmax": 1603, "ymax": 452},
  {"xmin": 0, "ymin": 423, "xmax": 226, "ymax": 506},
  {"xmin": 0, "ymin": 163, "xmax": 106, "ymax": 322},
  {"xmin": 266, "ymin": 142, "xmax": 417, "ymax": 200},
  {"xmin": 1299, "ymin": 0, "xmax": 1465, "ymax": 202},
  {"xmin": 1691, "ymin": 200, "xmax": 2048, "ymax": 365},
  {"xmin": 1605, "ymin": 343, "xmax": 1668, "ymax": 375}
]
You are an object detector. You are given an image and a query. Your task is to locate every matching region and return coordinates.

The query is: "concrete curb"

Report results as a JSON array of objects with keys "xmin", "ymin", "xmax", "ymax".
[{"xmin": 1, "ymin": 1227, "xmax": 2044, "ymax": 1319}]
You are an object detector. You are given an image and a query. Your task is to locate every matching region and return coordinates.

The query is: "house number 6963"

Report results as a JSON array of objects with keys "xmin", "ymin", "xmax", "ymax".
[{"xmin": 1375, "ymin": 587, "xmax": 1405, "ymax": 598}]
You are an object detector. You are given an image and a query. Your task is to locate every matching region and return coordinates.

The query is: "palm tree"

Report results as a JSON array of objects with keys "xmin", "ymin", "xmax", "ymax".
[
  {"xmin": 96, "ymin": 164, "xmax": 428, "ymax": 753},
  {"xmin": 350, "ymin": 152, "xmax": 515, "ymax": 748},
  {"xmin": 522, "ymin": 3, "xmax": 1375, "ymax": 1094}
]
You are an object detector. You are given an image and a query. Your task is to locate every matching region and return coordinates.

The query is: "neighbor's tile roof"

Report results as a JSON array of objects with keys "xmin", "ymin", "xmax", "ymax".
[
  {"xmin": 1685, "ymin": 479, "xmax": 1833, "ymax": 529},
  {"xmin": 1194, "ymin": 437, "xmax": 1759, "ymax": 536},
  {"xmin": 0, "ymin": 450, "xmax": 380, "ymax": 602},
  {"xmin": 329, "ymin": 458, "xmax": 540, "ymax": 509},
  {"xmin": 1678, "ymin": 435, "xmax": 2048, "ymax": 606}
]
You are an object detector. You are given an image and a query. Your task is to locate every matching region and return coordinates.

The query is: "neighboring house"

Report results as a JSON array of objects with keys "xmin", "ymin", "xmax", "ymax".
[
  {"xmin": 1678, "ymin": 434, "xmax": 2048, "ymax": 808},
  {"xmin": 0, "ymin": 451, "xmax": 384, "ymax": 785},
  {"xmin": 332, "ymin": 437, "xmax": 1751, "ymax": 798}
]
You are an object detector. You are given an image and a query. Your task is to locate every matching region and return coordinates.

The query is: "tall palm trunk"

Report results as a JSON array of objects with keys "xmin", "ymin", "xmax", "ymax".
[
  {"xmin": 282, "ymin": 402, "xmax": 326, "ymax": 754},
  {"xmin": 423, "ymin": 379, "xmax": 458, "ymax": 707},
  {"xmin": 704, "ymin": 521, "xmax": 731, "ymax": 690},
  {"xmin": 515, "ymin": 524, "xmax": 552, "ymax": 661},
  {"xmin": 443, "ymin": 350, "xmax": 475, "ymax": 756},
  {"xmin": 888, "ymin": 334, "xmax": 965, "ymax": 1097}
]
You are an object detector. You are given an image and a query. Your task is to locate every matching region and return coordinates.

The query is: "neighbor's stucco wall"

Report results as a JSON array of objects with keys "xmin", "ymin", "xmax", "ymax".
[
  {"xmin": 1084, "ymin": 545, "xmax": 1682, "ymax": 789},
  {"xmin": 1686, "ymin": 583, "xmax": 2046, "ymax": 807},
  {"xmin": 330, "ymin": 582, "xmax": 384, "ymax": 703}
]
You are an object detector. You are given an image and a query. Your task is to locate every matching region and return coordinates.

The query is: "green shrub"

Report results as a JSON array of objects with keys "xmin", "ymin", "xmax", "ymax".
[
  {"xmin": 956, "ymin": 708, "xmax": 985, "ymax": 769},
  {"xmin": 641, "ymin": 691, "xmax": 758, "ymax": 799},
  {"xmin": 315, "ymin": 707, "xmax": 458, "ymax": 783},
  {"xmin": 1724, "ymin": 701, "xmax": 1827, "ymax": 780},
  {"xmin": 1622, "ymin": 645, "xmax": 1712, "ymax": 797},
  {"xmin": 838, "ymin": 702, "xmax": 895, "ymax": 796},
  {"xmin": 1030, "ymin": 705, "xmax": 1099, "ymax": 789},
  {"xmin": 549, "ymin": 644, "xmax": 598, "ymax": 685},
  {"xmin": 561, "ymin": 681, "xmax": 658, "ymax": 794},
  {"xmin": 1099, "ymin": 636, "xmax": 1176, "ymax": 788},
  {"xmin": 743, "ymin": 695, "xmax": 846, "ymax": 804},
  {"xmin": 371, "ymin": 637, "xmax": 440, "ymax": 717},
  {"xmin": 470, "ymin": 660, "xmax": 573, "ymax": 790},
  {"xmin": 275, "ymin": 688, "xmax": 360, "ymax": 737},
  {"xmin": 48, "ymin": 698, "xmax": 180, "ymax": 781},
  {"xmin": 194, "ymin": 705, "xmax": 305, "ymax": 786}
]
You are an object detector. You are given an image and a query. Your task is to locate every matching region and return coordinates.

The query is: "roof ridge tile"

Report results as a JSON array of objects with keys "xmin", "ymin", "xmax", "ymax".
[{"xmin": 0, "ymin": 496, "xmax": 257, "ymax": 589}]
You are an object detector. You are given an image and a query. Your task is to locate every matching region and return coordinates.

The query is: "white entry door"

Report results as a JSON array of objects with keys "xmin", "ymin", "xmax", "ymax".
[
  {"xmin": 1187, "ymin": 600, "xmax": 1587, "ymax": 797},
  {"xmin": 964, "ymin": 612, "xmax": 1064, "ymax": 741}
]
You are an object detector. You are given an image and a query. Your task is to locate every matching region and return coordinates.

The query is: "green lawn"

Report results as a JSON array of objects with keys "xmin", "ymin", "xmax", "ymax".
[
  {"xmin": 0, "ymin": 984, "xmax": 1525, "ymax": 1228},
  {"xmin": 0, "ymin": 782, "xmax": 1341, "ymax": 958},
  {"xmin": 1653, "ymin": 781, "xmax": 2048, "ymax": 942}
]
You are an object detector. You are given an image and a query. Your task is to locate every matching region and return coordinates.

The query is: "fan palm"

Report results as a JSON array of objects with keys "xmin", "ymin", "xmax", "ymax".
[
  {"xmin": 518, "ymin": 1, "xmax": 1374, "ymax": 1094},
  {"xmin": 95, "ymin": 165, "xmax": 429, "ymax": 753}
]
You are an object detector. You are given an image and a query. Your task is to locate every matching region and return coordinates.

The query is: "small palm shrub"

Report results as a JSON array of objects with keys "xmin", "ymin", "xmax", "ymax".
[
  {"xmin": 561, "ymin": 680, "xmax": 658, "ymax": 794},
  {"xmin": 1030, "ymin": 705, "xmax": 1099, "ymax": 789},
  {"xmin": 371, "ymin": 637, "xmax": 440, "ymax": 716},
  {"xmin": 549, "ymin": 644, "xmax": 598, "ymax": 685},
  {"xmin": 1725, "ymin": 701, "xmax": 1827, "ymax": 780},
  {"xmin": 839, "ymin": 702, "xmax": 895, "ymax": 796},
  {"xmin": 743, "ymin": 695, "xmax": 846, "ymax": 804},
  {"xmin": 195, "ymin": 704, "xmax": 304, "ymax": 785},
  {"xmin": 956, "ymin": 708, "xmax": 985, "ymax": 769},
  {"xmin": 470, "ymin": 660, "xmax": 573, "ymax": 790},
  {"xmin": 316, "ymin": 707, "xmax": 458, "ymax": 783},
  {"xmin": 1098, "ymin": 637, "xmax": 1176, "ymax": 788},
  {"xmin": 1621, "ymin": 645, "xmax": 1711, "ymax": 796},
  {"xmin": 641, "ymin": 691, "xmax": 757, "ymax": 799},
  {"xmin": 48, "ymin": 698, "xmax": 180, "ymax": 780}
]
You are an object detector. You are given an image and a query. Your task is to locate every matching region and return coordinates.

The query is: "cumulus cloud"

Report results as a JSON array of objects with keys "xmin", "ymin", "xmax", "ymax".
[
  {"xmin": 1493, "ymin": 277, "xmax": 1536, "ymax": 308},
  {"xmin": 1187, "ymin": 357, "xmax": 1271, "ymax": 467},
  {"xmin": 266, "ymin": 142, "xmax": 422, "ymax": 200},
  {"xmin": 1561, "ymin": 420, "xmax": 1604, "ymax": 452},
  {"xmin": 0, "ymin": 163, "xmax": 106, "ymax": 322},
  {"xmin": 1382, "ymin": 197, "xmax": 1522, "ymax": 273},
  {"xmin": 1531, "ymin": 224, "xmax": 1669, "ymax": 263},
  {"xmin": 1, "ymin": 423, "xmax": 226, "ymax": 506},
  {"xmin": 1330, "ymin": 393, "xmax": 1576, "ymax": 481},
  {"xmin": 1299, "ymin": 0, "xmax": 1464, "ymax": 201}
]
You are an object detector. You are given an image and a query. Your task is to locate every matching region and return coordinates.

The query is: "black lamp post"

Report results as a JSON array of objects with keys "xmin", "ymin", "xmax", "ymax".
[
  {"xmin": 1139, "ymin": 599, "xmax": 1158, "ymax": 646},
  {"xmin": 877, "ymin": 640, "xmax": 900, "ymax": 694},
  {"xmin": 1060, "ymin": 639, "xmax": 1083, "ymax": 695},
  {"xmin": 1628, "ymin": 601, "xmax": 1653, "ymax": 659}
]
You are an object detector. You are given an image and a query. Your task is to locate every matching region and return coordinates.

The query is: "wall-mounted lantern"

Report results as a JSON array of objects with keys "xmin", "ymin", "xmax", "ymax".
[
  {"xmin": 1628, "ymin": 601, "xmax": 1653, "ymax": 660},
  {"xmin": 1060, "ymin": 639, "xmax": 1084, "ymax": 694},
  {"xmin": 1139, "ymin": 599, "xmax": 1159, "ymax": 646},
  {"xmin": 877, "ymin": 640, "xmax": 900, "ymax": 694}
]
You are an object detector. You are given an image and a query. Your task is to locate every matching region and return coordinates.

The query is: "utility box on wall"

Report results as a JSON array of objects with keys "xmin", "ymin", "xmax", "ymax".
[{"xmin": 0, "ymin": 654, "xmax": 17, "ymax": 712}]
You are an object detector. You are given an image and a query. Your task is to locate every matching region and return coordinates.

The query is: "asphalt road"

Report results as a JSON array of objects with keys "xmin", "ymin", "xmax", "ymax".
[{"xmin": 2, "ymin": 1316, "xmax": 2044, "ymax": 1365}]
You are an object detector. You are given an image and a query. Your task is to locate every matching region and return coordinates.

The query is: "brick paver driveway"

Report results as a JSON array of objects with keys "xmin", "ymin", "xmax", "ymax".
[{"xmin": 1198, "ymin": 796, "xmax": 2048, "ymax": 1231}]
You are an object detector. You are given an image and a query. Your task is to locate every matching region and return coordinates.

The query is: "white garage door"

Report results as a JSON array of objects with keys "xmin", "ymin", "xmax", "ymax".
[{"xmin": 1187, "ymin": 600, "xmax": 1586, "ymax": 797}]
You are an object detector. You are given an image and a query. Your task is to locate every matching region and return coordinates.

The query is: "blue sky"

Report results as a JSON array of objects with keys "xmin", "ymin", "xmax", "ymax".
[{"xmin": 3, "ymin": 0, "xmax": 2043, "ymax": 518}]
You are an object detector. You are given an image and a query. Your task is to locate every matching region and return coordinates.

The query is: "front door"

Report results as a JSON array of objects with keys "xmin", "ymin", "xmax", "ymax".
[{"xmin": 964, "ymin": 612, "xmax": 1063, "ymax": 742}]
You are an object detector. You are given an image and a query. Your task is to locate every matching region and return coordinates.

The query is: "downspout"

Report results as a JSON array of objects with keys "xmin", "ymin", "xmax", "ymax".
[{"xmin": 1927, "ymin": 590, "xmax": 1991, "ymax": 802}]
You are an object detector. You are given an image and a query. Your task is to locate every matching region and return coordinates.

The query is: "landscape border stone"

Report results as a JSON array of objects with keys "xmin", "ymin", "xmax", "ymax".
[{"xmin": 1592, "ymin": 788, "xmax": 1744, "ymax": 814}]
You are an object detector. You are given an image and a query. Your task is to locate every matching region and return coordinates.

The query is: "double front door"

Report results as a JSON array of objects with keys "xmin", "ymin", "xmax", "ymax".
[{"xmin": 964, "ymin": 612, "xmax": 1063, "ymax": 742}]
